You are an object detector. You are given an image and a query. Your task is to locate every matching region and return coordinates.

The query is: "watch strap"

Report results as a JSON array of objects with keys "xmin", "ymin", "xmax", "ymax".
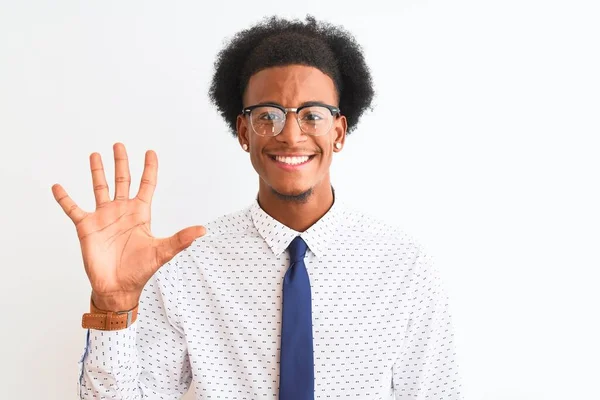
[{"xmin": 81, "ymin": 297, "xmax": 138, "ymax": 331}]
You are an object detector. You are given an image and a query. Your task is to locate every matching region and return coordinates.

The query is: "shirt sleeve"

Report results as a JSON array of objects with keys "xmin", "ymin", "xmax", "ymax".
[
  {"xmin": 392, "ymin": 245, "xmax": 464, "ymax": 399},
  {"xmin": 77, "ymin": 258, "xmax": 192, "ymax": 399}
]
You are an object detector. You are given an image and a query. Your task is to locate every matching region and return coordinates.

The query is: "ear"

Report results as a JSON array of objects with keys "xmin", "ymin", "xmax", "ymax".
[
  {"xmin": 333, "ymin": 115, "xmax": 347, "ymax": 152},
  {"xmin": 236, "ymin": 114, "xmax": 250, "ymax": 151}
]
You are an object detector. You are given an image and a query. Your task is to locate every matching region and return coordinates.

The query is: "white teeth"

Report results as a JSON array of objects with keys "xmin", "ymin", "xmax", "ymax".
[{"xmin": 275, "ymin": 155, "xmax": 310, "ymax": 165}]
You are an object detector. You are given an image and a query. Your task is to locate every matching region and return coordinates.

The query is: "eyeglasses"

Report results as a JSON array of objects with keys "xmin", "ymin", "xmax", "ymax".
[{"xmin": 241, "ymin": 102, "xmax": 341, "ymax": 137}]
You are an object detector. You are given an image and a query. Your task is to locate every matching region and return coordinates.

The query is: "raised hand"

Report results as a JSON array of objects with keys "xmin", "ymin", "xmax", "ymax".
[{"xmin": 52, "ymin": 143, "xmax": 206, "ymax": 311}]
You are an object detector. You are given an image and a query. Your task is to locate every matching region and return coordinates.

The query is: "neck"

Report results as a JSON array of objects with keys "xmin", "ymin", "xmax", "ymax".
[{"xmin": 257, "ymin": 178, "xmax": 334, "ymax": 232}]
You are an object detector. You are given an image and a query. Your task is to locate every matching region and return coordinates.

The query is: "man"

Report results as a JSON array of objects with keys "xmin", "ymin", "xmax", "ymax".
[{"xmin": 52, "ymin": 15, "xmax": 463, "ymax": 399}]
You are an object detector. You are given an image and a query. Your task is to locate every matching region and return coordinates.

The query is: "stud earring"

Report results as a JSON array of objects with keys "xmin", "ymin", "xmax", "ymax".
[
  {"xmin": 242, "ymin": 144, "xmax": 248, "ymax": 151},
  {"xmin": 335, "ymin": 142, "xmax": 342, "ymax": 149}
]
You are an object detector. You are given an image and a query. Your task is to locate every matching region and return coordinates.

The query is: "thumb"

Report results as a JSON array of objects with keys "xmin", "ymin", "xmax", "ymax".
[{"xmin": 156, "ymin": 225, "xmax": 207, "ymax": 267}]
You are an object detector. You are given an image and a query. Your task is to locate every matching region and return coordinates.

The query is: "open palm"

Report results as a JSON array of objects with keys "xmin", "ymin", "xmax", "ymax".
[{"xmin": 52, "ymin": 143, "xmax": 206, "ymax": 310}]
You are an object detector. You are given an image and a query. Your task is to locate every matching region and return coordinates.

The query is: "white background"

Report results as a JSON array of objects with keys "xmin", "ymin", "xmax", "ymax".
[{"xmin": 1, "ymin": 0, "xmax": 598, "ymax": 399}]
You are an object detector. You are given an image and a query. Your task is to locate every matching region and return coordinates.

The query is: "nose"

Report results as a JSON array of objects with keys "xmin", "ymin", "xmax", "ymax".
[{"xmin": 275, "ymin": 113, "xmax": 307, "ymax": 145}]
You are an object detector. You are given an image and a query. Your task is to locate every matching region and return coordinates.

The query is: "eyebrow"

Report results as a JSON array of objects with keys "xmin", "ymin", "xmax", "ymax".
[{"xmin": 254, "ymin": 100, "xmax": 333, "ymax": 108}]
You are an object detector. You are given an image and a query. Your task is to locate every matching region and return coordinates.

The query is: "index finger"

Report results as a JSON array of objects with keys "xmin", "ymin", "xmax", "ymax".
[{"xmin": 136, "ymin": 150, "xmax": 158, "ymax": 203}]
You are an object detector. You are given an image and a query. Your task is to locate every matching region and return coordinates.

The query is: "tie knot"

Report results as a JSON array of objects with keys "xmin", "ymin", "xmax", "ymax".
[{"xmin": 288, "ymin": 236, "xmax": 308, "ymax": 262}]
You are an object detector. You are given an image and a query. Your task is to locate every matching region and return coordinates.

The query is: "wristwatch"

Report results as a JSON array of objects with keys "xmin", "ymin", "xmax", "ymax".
[{"xmin": 81, "ymin": 296, "xmax": 138, "ymax": 331}]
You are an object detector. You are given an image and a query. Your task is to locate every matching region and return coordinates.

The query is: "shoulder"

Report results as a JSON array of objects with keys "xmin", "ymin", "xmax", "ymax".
[
  {"xmin": 199, "ymin": 204, "xmax": 255, "ymax": 240},
  {"xmin": 335, "ymin": 200, "xmax": 423, "ymax": 247},
  {"xmin": 334, "ymin": 200, "xmax": 436, "ymax": 268},
  {"xmin": 337, "ymin": 201, "xmax": 441, "ymax": 282},
  {"xmin": 165, "ymin": 203, "xmax": 256, "ymax": 263}
]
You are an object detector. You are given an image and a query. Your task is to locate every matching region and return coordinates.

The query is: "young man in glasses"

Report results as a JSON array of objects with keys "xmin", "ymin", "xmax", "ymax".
[{"xmin": 53, "ymin": 15, "xmax": 463, "ymax": 400}]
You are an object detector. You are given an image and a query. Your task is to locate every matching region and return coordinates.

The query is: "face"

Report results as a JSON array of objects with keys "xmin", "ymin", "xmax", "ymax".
[{"xmin": 236, "ymin": 65, "xmax": 347, "ymax": 200}]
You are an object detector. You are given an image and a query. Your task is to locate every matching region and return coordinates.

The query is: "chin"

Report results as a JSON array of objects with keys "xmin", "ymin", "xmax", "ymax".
[{"xmin": 270, "ymin": 183, "xmax": 314, "ymax": 203}]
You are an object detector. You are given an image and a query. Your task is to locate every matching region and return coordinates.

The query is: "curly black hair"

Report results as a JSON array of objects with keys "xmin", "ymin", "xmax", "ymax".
[{"xmin": 208, "ymin": 15, "xmax": 375, "ymax": 137}]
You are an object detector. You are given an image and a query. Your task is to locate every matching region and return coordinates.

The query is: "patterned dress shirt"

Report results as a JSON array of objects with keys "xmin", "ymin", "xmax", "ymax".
[{"xmin": 78, "ymin": 195, "xmax": 463, "ymax": 399}]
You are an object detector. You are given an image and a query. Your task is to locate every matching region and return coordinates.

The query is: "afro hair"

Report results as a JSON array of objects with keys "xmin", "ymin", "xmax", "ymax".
[{"xmin": 208, "ymin": 15, "xmax": 375, "ymax": 137}]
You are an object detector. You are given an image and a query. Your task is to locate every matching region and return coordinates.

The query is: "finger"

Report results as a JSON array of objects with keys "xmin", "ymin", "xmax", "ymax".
[
  {"xmin": 136, "ymin": 150, "xmax": 158, "ymax": 204},
  {"xmin": 90, "ymin": 152, "xmax": 110, "ymax": 207},
  {"xmin": 155, "ymin": 225, "xmax": 207, "ymax": 267},
  {"xmin": 113, "ymin": 143, "xmax": 131, "ymax": 201},
  {"xmin": 51, "ymin": 183, "xmax": 87, "ymax": 224}
]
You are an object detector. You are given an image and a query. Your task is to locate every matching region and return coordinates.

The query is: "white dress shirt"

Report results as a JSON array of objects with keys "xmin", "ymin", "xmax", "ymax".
[{"xmin": 78, "ymin": 195, "xmax": 463, "ymax": 399}]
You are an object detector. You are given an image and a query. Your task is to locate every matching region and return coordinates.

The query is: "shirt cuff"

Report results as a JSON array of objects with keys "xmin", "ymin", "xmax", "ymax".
[{"xmin": 77, "ymin": 322, "xmax": 138, "ymax": 397}]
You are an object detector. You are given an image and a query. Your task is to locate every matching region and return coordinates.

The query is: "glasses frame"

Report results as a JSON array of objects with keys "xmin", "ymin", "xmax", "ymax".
[{"xmin": 241, "ymin": 101, "xmax": 341, "ymax": 137}]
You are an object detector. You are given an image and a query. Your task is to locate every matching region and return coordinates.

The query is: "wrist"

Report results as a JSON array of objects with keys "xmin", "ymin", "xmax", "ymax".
[
  {"xmin": 91, "ymin": 291, "xmax": 140, "ymax": 312},
  {"xmin": 83, "ymin": 293, "xmax": 139, "ymax": 331}
]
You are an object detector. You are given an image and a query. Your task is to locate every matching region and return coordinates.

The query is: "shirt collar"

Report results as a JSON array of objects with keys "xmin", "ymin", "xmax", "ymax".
[{"xmin": 249, "ymin": 193, "xmax": 344, "ymax": 258}]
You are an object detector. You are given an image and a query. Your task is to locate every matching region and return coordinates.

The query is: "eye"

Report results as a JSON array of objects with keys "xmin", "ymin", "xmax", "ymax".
[
  {"xmin": 302, "ymin": 113, "xmax": 323, "ymax": 121},
  {"xmin": 258, "ymin": 111, "xmax": 283, "ymax": 121},
  {"xmin": 299, "ymin": 106, "xmax": 329, "ymax": 123}
]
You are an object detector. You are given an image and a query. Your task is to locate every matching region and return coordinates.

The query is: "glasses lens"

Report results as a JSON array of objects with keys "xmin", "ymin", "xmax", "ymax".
[
  {"xmin": 298, "ymin": 106, "xmax": 333, "ymax": 136},
  {"xmin": 250, "ymin": 106, "xmax": 285, "ymax": 136}
]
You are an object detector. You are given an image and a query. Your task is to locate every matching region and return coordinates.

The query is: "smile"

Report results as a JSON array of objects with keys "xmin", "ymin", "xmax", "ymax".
[{"xmin": 268, "ymin": 154, "xmax": 316, "ymax": 169}]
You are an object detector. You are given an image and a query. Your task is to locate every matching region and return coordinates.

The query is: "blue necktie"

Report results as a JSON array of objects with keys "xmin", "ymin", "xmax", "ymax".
[{"xmin": 279, "ymin": 236, "xmax": 314, "ymax": 400}]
